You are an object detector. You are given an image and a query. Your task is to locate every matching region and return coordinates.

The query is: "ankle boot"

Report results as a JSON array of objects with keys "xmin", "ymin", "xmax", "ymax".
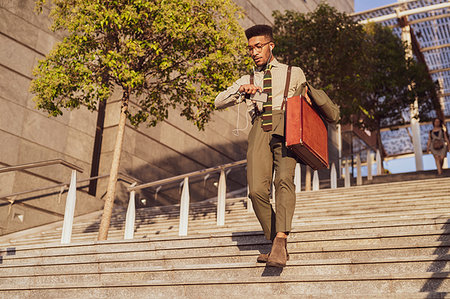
[{"xmin": 266, "ymin": 236, "xmax": 288, "ymax": 267}]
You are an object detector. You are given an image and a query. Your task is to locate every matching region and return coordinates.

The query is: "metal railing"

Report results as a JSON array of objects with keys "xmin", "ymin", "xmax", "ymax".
[
  {"xmin": 125, "ymin": 160, "xmax": 247, "ymax": 239},
  {"xmin": 341, "ymin": 149, "xmax": 383, "ymax": 187},
  {"xmin": 121, "ymin": 152, "xmax": 392, "ymax": 239},
  {"xmin": 0, "ymin": 159, "xmax": 83, "ymax": 174},
  {"xmin": 0, "ymin": 173, "xmax": 138, "ymax": 203},
  {"xmin": 1, "ymin": 153, "xmax": 386, "ymax": 243},
  {"xmin": 0, "ymin": 159, "xmax": 139, "ymax": 244},
  {"xmin": 123, "ymin": 160, "xmax": 347, "ymax": 239},
  {"xmin": 0, "ymin": 159, "xmax": 84, "ymax": 244}
]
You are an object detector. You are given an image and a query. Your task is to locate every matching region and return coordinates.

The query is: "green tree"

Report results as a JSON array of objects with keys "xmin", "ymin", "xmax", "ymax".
[
  {"xmin": 273, "ymin": 4, "xmax": 368, "ymax": 125},
  {"xmin": 360, "ymin": 22, "xmax": 436, "ymax": 131},
  {"xmin": 31, "ymin": 0, "xmax": 248, "ymax": 240},
  {"xmin": 273, "ymin": 3, "xmax": 437, "ymax": 157}
]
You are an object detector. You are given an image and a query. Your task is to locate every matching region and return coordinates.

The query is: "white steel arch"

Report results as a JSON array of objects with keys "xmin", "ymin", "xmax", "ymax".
[{"xmin": 352, "ymin": 0, "xmax": 450, "ymax": 159}]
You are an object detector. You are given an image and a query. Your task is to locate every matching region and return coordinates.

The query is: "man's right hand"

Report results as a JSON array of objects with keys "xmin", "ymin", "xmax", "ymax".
[{"xmin": 239, "ymin": 84, "xmax": 262, "ymax": 95}]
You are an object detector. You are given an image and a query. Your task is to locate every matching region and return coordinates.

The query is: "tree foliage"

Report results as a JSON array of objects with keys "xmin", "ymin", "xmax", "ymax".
[
  {"xmin": 360, "ymin": 22, "xmax": 436, "ymax": 130},
  {"xmin": 273, "ymin": 4, "xmax": 367, "ymax": 126},
  {"xmin": 31, "ymin": 0, "xmax": 249, "ymax": 129},
  {"xmin": 30, "ymin": 0, "xmax": 249, "ymax": 240},
  {"xmin": 273, "ymin": 3, "xmax": 437, "ymax": 131}
]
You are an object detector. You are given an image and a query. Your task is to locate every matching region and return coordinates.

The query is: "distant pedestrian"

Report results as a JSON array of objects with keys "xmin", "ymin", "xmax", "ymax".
[{"xmin": 427, "ymin": 118, "xmax": 450, "ymax": 175}]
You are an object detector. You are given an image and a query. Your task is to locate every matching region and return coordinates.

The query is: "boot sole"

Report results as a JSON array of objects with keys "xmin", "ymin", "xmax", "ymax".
[{"xmin": 266, "ymin": 261, "xmax": 286, "ymax": 268}]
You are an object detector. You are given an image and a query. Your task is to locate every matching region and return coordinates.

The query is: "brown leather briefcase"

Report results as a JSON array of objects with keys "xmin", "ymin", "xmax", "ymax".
[{"xmin": 285, "ymin": 94, "xmax": 329, "ymax": 170}]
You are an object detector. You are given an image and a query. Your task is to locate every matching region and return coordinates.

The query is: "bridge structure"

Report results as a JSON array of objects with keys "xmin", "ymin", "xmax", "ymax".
[{"xmin": 351, "ymin": 0, "xmax": 450, "ymax": 170}]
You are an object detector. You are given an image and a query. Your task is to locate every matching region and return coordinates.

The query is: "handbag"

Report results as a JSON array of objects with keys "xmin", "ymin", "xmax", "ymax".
[
  {"xmin": 431, "ymin": 130, "xmax": 445, "ymax": 150},
  {"xmin": 433, "ymin": 139, "xmax": 444, "ymax": 150}
]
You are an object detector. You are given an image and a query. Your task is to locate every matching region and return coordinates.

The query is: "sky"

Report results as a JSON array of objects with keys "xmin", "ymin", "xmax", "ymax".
[{"xmin": 354, "ymin": 0, "xmax": 397, "ymax": 12}]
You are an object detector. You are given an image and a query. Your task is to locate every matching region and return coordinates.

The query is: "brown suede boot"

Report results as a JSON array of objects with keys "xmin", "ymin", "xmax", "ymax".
[
  {"xmin": 266, "ymin": 237, "xmax": 288, "ymax": 267},
  {"xmin": 257, "ymin": 253, "xmax": 269, "ymax": 263}
]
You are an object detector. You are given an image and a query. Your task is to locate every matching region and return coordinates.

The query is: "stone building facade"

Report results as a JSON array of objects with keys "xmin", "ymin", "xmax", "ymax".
[{"xmin": 0, "ymin": 0, "xmax": 353, "ymax": 235}]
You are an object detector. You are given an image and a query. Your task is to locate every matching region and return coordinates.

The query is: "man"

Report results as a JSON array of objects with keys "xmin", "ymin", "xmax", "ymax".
[{"xmin": 215, "ymin": 25, "xmax": 306, "ymax": 267}]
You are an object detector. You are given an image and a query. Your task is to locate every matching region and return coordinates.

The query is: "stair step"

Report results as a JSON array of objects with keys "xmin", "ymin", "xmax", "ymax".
[
  {"xmin": 2, "ymin": 229, "xmax": 450, "ymax": 267},
  {"xmin": 3, "ymin": 207, "xmax": 450, "ymax": 247},
  {"xmin": 2, "ymin": 254, "xmax": 449, "ymax": 278},
  {"xmin": 1, "ymin": 272, "xmax": 449, "ymax": 296},
  {"xmin": 1, "ymin": 177, "xmax": 450, "ymax": 297}
]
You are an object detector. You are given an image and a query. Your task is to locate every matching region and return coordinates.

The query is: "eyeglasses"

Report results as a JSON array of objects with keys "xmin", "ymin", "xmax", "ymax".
[{"xmin": 247, "ymin": 41, "xmax": 272, "ymax": 54}]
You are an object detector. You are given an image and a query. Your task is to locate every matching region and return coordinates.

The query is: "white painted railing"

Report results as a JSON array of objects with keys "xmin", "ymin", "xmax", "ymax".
[
  {"xmin": 61, "ymin": 170, "xmax": 78, "ymax": 244},
  {"xmin": 1, "ymin": 150, "xmax": 387, "ymax": 241},
  {"xmin": 341, "ymin": 149, "xmax": 383, "ymax": 188},
  {"xmin": 124, "ymin": 182, "xmax": 137, "ymax": 240},
  {"xmin": 124, "ymin": 149, "xmax": 385, "ymax": 238},
  {"xmin": 0, "ymin": 160, "xmax": 139, "ymax": 244},
  {"xmin": 0, "ymin": 160, "xmax": 84, "ymax": 244},
  {"xmin": 127, "ymin": 160, "xmax": 247, "ymax": 237}
]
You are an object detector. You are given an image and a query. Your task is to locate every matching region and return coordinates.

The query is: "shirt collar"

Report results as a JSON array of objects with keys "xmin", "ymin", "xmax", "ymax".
[{"xmin": 257, "ymin": 58, "xmax": 280, "ymax": 72}]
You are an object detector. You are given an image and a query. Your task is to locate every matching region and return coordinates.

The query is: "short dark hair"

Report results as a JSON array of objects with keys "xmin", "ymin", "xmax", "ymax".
[{"xmin": 245, "ymin": 25, "xmax": 273, "ymax": 41}]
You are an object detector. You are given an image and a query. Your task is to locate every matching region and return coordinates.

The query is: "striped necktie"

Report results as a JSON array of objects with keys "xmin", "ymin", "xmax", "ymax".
[{"xmin": 261, "ymin": 64, "xmax": 273, "ymax": 132}]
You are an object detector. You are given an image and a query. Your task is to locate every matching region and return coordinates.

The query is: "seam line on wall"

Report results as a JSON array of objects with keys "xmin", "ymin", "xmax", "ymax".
[{"xmin": 0, "ymin": 31, "xmax": 46, "ymax": 57}]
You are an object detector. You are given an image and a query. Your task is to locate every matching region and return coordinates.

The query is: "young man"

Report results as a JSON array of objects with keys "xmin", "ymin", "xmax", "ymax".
[{"xmin": 215, "ymin": 25, "xmax": 306, "ymax": 267}]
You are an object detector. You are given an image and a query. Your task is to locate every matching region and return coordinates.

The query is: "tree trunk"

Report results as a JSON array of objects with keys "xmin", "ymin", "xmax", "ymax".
[
  {"xmin": 88, "ymin": 98, "xmax": 106, "ymax": 196},
  {"xmin": 98, "ymin": 90, "xmax": 129, "ymax": 241}
]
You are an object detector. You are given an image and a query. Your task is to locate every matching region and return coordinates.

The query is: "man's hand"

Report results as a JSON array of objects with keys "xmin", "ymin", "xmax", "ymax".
[{"xmin": 239, "ymin": 84, "xmax": 262, "ymax": 95}]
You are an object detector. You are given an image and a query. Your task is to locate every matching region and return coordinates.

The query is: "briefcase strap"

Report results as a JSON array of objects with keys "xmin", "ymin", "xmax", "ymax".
[{"xmin": 281, "ymin": 65, "xmax": 292, "ymax": 110}]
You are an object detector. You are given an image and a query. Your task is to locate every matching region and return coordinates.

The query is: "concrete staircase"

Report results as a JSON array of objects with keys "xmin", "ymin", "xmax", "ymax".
[{"xmin": 1, "ymin": 177, "xmax": 450, "ymax": 298}]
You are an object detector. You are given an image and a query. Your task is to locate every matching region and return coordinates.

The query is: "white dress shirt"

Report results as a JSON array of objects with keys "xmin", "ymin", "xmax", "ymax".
[{"xmin": 214, "ymin": 58, "xmax": 306, "ymax": 119}]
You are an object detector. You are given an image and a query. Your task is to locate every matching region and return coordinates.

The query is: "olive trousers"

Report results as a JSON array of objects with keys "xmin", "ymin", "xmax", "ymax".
[{"xmin": 247, "ymin": 112, "xmax": 297, "ymax": 240}]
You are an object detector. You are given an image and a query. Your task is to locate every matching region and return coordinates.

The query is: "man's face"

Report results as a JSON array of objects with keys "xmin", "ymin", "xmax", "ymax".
[{"xmin": 247, "ymin": 35, "xmax": 274, "ymax": 67}]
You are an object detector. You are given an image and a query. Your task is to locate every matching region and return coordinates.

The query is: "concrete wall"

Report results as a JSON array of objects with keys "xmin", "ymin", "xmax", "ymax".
[
  {"xmin": 236, "ymin": 0, "xmax": 354, "ymax": 28},
  {"xmin": 0, "ymin": 0, "xmax": 104, "ymax": 235},
  {"xmin": 0, "ymin": 0, "xmax": 353, "ymax": 235}
]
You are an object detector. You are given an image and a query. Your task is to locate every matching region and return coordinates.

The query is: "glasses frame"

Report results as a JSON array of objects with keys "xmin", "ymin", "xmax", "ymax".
[{"xmin": 247, "ymin": 41, "xmax": 272, "ymax": 54}]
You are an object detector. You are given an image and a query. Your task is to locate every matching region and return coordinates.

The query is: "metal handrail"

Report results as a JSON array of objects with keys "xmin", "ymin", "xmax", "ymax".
[
  {"xmin": 0, "ymin": 159, "xmax": 83, "ymax": 174},
  {"xmin": 128, "ymin": 159, "xmax": 247, "ymax": 192},
  {"xmin": 0, "ymin": 173, "xmax": 138, "ymax": 201}
]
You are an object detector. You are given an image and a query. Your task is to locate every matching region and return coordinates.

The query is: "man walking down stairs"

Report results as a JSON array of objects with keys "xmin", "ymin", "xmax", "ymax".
[{"xmin": 1, "ymin": 177, "xmax": 450, "ymax": 297}]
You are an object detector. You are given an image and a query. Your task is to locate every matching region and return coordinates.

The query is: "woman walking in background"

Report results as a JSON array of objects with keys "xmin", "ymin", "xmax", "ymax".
[{"xmin": 427, "ymin": 118, "xmax": 450, "ymax": 175}]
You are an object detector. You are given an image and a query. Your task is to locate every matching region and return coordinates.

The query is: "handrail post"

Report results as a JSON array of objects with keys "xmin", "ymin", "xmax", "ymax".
[
  {"xmin": 61, "ymin": 170, "xmax": 77, "ymax": 244},
  {"xmin": 344, "ymin": 159, "xmax": 351, "ymax": 188},
  {"xmin": 312, "ymin": 170, "xmax": 319, "ymax": 191},
  {"xmin": 305, "ymin": 166, "xmax": 312, "ymax": 191},
  {"xmin": 356, "ymin": 153, "xmax": 362, "ymax": 186},
  {"xmin": 330, "ymin": 163, "xmax": 337, "ymax": 189},
  {"xmin": 179, "ymin": 177, "xmax": 190, "ymax": 236},
  {"xmin": 217, "ymin": 169, "xmax": 226, "ymax": 226},
  {"xmin": 294, "ymin": 163, "xmax": 301, "ymax": 193},
  {"xmin": 376, "ymin": 150, "xmax": 382, "ymax": 175},
  {"xmin": 124, "ymin": 182, "xmax": 137, "ymax": 240},
  {"xmin": 367, "ymin": 150, "xmax": 373, "ymax": 181}
]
